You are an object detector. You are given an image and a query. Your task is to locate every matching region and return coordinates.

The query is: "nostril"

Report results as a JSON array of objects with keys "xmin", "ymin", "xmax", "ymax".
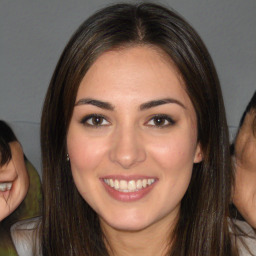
[
  {"xmin": 109, "ymin": 144, "xmax": 146, "ymax": 169},
  {"xmin": 109, "ymin": 128, "xmax": 146, "ymax": 168}
]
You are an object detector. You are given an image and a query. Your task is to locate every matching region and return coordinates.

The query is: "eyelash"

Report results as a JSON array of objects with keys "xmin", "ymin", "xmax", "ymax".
[
  {"xmin": 146, "ymin": 114, "xmax": 175, "ymax": 128},
  {"xmin": 80, "ymin": 114, "xmax": 175, "ymax": 128},
  {"xmin": 80, "ymin": 114, "xmax": 110, "ymax": 127}
]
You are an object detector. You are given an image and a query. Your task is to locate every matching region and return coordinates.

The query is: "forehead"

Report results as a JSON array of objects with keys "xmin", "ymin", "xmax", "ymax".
[{"xmin": 76, "ymin": 46, "xmax": 192, "ymax": 107}]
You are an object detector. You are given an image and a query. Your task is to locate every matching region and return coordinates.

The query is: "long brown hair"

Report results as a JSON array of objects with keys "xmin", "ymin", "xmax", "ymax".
[{"xmin": 41, "ymin": 3, "xmax": 238, "ymax": 255}]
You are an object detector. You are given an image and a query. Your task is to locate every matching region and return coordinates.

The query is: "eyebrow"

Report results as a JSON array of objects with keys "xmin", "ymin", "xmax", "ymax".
[
  {"xmin": 75, "ymin": 97, "xmax": 186, "ymax": 111},
  {"xmin": 140, "ymin": 98, "xmax": 186, "ymax": 110},
  {"xmin": 75, "ymin": 98, "xmax": 115, "ymax": 110}
]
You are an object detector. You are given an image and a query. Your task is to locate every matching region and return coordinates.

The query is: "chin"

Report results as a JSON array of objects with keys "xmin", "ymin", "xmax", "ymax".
[
  {"xmin": 105, "ymin": 220, "xmax": 151, "ymax": 232},
  {"xmin": 100, "ymin": 210, "xmax": 157, "ymax": 232}
]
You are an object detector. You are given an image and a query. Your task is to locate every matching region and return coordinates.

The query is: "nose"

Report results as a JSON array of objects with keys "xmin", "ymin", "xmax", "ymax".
[{"xmin": 109, "ymin": 125, "xmax": 146, "ymax": 169}]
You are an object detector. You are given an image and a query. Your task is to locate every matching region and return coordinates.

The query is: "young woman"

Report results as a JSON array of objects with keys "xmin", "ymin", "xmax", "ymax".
[{"xmin": 14, "ymin": 2, "xmax": 254, "ymax": 256}]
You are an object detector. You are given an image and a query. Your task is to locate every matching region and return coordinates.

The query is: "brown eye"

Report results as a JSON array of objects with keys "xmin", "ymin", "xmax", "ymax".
[
  {"xmin": 153, "ymin": 117, "xmax": 166, "ymax": 126},
  {"xmin": 81, "ymin": 114, "xmax": 110, "ymax": 127},
  {"xmin": 146, "ymin": 115, "xmax": 175, "ymax": 128},
  {"xmin": 91, "ymin": 116, "xmax": 104, "ymax": 125}
]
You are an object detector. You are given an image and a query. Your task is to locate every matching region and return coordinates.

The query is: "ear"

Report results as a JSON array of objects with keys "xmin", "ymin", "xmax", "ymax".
[{"xmin": 193, "ymin": 143, "xmax": 203, "ymax": 163}]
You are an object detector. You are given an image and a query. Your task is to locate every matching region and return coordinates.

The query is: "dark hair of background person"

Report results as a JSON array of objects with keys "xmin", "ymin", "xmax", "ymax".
[
  {"xmin": 230, "ymin": 91, "xmax": 256, "ymax": 156},
  {"xmin": 238, "ymin": 91, "xmax": 256, "ymax": 134},
  {"xmin": 0, "ymin": 120, "xmax": 18, "ymax": 167},
  {"xmin": 41, "ymin": 3, "xmax": 238, "ymax": 256}
]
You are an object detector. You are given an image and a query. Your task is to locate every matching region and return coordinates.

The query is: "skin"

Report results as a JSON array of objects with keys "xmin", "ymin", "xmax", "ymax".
[
  {"xmin": 233, "ymin": 110, "xmax": 256, "ymax": 229},
  {"xmin": 0, "ymin": 141, "xmax": 29, "ymax": 221},
  {"xmin": 67, "ymin": 46, "xmax": 202, "ymax": 256}
]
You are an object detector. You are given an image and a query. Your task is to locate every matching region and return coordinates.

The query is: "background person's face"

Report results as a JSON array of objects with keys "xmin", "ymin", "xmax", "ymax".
[
  {"xmin": 67, "ymin": 46, "xmax": 202, "ymax": 232},
  {"xmin": 233, "ymin": 109, "xmax": 256, "ymax": 227},
  {"xmin": 235, "ymin": 110, "xmax": 256, "ymax": 169},
  {"xmin": 0, "ymin": 142, "xmax": 29, "ymax": 221}
]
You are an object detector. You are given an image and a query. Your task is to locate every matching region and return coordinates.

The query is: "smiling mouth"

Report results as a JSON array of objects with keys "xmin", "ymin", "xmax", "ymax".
[
  {"xmin": 103, "ymin": 178, "xmax": 156, "ymax": 192},
  {"xmin": 0, "ymin": 182, "xmax": 13, "ymax": 192}
]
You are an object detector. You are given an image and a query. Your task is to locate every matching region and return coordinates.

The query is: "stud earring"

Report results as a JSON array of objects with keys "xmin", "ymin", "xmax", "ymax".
[{"xmin": 66, "ymin": 153, "xmax": 70, "ymax": 161}]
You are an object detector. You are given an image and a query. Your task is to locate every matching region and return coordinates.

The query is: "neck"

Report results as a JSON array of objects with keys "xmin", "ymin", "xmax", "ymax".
[{"xmin": 101, "ymin": 214, "xmax": 177, "ymax": 256}]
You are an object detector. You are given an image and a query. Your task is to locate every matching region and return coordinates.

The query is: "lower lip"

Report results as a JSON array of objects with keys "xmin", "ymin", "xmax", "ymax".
[
  {"xmin": 0, "ymin": 180, "xmax": 15, "ymax": 198},
  {"xmin": 101, "ymin": 180, "xmax": 157, "ymax": 202},
  {"xmin": 0, "ymin": 189, "xmax": 11, "ymax": 199}
]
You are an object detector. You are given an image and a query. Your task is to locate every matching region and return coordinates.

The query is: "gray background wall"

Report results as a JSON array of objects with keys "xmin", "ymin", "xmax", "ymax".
[{"xmin": 0, "ymin": 0, "xmax": 255, "ymax": 177}]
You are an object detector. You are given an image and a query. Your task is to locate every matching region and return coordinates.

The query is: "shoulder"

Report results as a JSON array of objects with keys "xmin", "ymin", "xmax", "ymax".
[
  {"xmin": 232, "ymin": 219, "xmax": 256, "ymax": 256},
  {"xmin": 10, "ymin": 216, "xmax": 42, "ymax": 256}
]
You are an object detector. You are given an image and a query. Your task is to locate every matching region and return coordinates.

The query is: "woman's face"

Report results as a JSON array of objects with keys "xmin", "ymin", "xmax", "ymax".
[
  {"xmin": 67, "ymin": 46, "xmax": 202, "ymax": 232},
  {"xmin": 0, "ymin": 142, "xmax": 29, "ymax": 221}
]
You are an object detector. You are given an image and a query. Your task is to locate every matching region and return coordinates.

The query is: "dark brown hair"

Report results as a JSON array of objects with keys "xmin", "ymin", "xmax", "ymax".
[
  {"xmin": 230, "ymin": 91, "xmax": 256, "ymax": 155},
  {"xmin": 238, "ymin": 91, "xmax": 256, "ymax": 135},
  {"xmin": 41, "ymin": 3, "xmax": 238, "ymax": 255},
  {"xmin": 0, "ymin": 120, "xmax": 18, "ymax": 166}
]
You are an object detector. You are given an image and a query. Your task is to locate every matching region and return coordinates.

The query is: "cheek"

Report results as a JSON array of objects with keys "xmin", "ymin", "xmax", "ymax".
[
  {"xmin": 149, "ymin": 134, "xmax": 196, "ymax": 170},
  {"xmin": 15, "ymin": 162, "xmax": 29, "ymax": 205},
  {"xmin": 67, "ymin": 135, "xmax": 108, "ymax": 175},
  {"xmin": 18, "ymin": 166, "xmax": 29, "ymax": 192}
]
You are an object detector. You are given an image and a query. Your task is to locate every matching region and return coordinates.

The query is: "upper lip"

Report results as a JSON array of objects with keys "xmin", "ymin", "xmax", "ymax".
[
  {"xmin": 101, "ymin": 175, "xmax": 158, "ymax": 181},
  {"xmin": 0, "ymin": 174, "xmax": 18, "ymax": 183}
]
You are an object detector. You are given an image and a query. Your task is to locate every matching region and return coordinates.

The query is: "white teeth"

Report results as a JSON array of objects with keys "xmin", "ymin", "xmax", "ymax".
[
  {"xmin": 6, "ymin": 183, "xmax": 12, "ymax": 190},
  {"xmin": 109, "ymin": 179, "xmax": 114, "ymax": 187},
  {"xmin": 128, "ymin": 180, "xmax": 136, "ymax": 191},
  {"xmin": 104, "ymin": 178, "xmax": 155, "ymax": 192},
  {"xmin": 148, "ymin": 179, "xmax": 155, "ymax": 185},
  {"xmin": 0, "ymin": 182, "xmax": 13, "ymax": 192},
  {"xmin": 119, "ymin": 180, "xmax": 127, "ymax": 190},
  {"xmin": 114, "ymin": 180, "xmax": 119, "ymax": 190},
  {"xmin": 136, "ymin": 180, "xmax": 142, "ymax": 189}
]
